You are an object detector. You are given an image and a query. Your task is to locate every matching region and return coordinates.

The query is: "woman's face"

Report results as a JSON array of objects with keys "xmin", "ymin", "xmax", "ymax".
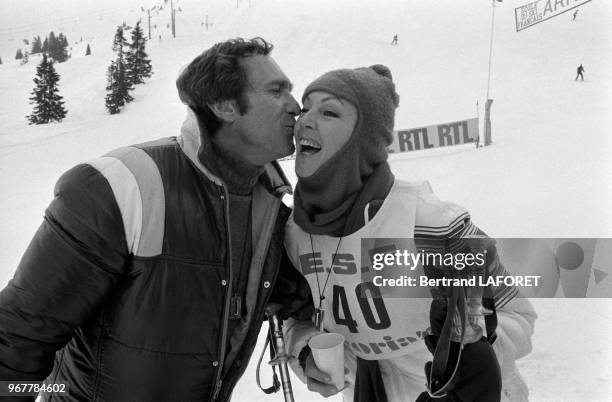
[{"xmin": 294, "ymin": 91, "xmax": 358, "ymax": 178}]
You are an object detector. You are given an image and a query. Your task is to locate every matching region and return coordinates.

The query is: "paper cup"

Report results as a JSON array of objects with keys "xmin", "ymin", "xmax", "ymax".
[{"xmin": 308, "ymin": 332, "xmax": 345, "ymax": 390}]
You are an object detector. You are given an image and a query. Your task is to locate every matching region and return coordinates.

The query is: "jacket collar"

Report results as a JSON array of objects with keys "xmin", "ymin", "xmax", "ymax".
[{"xmin": 177, "ymin": 107, "xmax": 292, "ymax": 197}]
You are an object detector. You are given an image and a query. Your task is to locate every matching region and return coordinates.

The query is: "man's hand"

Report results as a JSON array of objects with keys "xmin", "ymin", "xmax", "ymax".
[
  {"xmin": 303, "ymin": 353, "xmax": 349, "ymax": 398},
  {"xmin": 271, "ymin": 252, "xmax": 315, "ymax": 321},
  {"xmin": 274, "ymin": 274, "xmax": 315, "ymax": 321}
]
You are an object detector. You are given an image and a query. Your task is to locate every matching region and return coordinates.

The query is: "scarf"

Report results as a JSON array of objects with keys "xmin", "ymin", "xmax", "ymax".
[{"xmin": 293, "ymin": 153, "xmax": 393, "ymax": 237}]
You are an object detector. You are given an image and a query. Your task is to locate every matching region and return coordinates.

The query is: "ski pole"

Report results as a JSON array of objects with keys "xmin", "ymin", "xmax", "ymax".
[{"xmin": 265, "ymin": 303, "xmax": 295, "ymax": 402}]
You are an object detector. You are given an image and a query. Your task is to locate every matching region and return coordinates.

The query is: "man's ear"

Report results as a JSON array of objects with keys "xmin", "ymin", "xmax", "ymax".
[{"xmin": 208, "ymin": 100, "xmax": 239, "ymax": 123}]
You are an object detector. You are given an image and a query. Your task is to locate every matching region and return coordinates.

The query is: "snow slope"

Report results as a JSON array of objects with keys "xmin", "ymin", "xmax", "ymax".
[{"xmin": 1, "ymin": 0, "xmax": 611, "ymax": 400}]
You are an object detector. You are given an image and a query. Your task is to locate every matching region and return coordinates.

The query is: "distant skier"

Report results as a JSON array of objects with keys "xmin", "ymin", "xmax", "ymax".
[
  {"xmin": 572, "ymin": 9, "xmax": 579, "ymax": 20},
  {"xmin": 391, "ymin": 34, "xmax": 398, "ymax": 45},
  {"xmin": 575, "ymin": 64, "xmax": 585, "ymax": 81}
]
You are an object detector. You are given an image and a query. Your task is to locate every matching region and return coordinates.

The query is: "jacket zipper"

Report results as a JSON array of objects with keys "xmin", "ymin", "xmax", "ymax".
[
  {"xmin": 211, "ymin": 184, "xmax": 233, "ymax": 401},
  {"xmin": 211, "ymin": 188, "xmax": 285, "ymax": 400}
]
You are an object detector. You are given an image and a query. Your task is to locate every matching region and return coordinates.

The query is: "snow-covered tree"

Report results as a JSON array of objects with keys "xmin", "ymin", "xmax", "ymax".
[
  {"xmin": 105, "ymin": 26, "xmax": 134, "ymax": 114},
  {"xmin": 42, "ymin": 32, "xmax": 70, "ymax": 63},
  {"xmin": 31, "ymin": 36, "xmax": 43, "ymax": 54},
  {"xmin": 105, "ymin": 60, "xmax": 134, "ymax": 114},
  {"xmin": 104, "ymin": 61, "xmax": 121, "ymax": 114},
  {"xmin": 85, "ymin": 44, "xmax": 91, "ymax": 56},
  {"xmin": 126, "ymin": 21, "xmax": 153, "ymax": 85},
  {"xmin": 27, "ymin": 53, "xmax": 67, "ymax": 124},
  {"xmin": 15, "ymin": 49, "xmax": 23, "ymax": 60},
  {"xmin": 55, "ymin": 33, "xmax": 69, "ymax": 62},
  {"xmin": 112, "ymin": 25, "xmax": 129, "ymax": 54},
  {"xmin": 47, "ymin": 32, "xmax": 56, "ymax": 56}
]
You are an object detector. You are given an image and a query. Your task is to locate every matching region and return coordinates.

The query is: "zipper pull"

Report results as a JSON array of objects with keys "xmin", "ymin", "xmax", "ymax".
[
  {"xmin": 230, "ymin": 294, "xmax": 242, "ymax": 320},
  {"xmin": 218, "ymin": 185, "xmax": 225, "ymax": 200}
]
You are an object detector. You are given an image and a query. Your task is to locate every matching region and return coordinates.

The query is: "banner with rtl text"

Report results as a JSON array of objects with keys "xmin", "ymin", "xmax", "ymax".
[{"xmin": 388, "ymin": 118, "xmax": 478, "ymax": 153}]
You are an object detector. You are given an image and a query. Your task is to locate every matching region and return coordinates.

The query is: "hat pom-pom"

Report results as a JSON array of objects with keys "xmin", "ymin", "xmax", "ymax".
[
  {"xmin": 370, "ymin": 64, "xmax": 399, "ymax": 107},
  {"xmin": 370, "ymin": 64, "xmax": 393, "ymax": 81}
]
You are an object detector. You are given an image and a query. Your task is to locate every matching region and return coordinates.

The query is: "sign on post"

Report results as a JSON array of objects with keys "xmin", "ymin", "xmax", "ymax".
[{"xmin": 515, "ymin": 0, "xmax": 592, "ymax": 32}]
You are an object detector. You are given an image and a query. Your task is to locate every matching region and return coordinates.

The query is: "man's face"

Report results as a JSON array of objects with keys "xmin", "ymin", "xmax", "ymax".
[{"xmin": 232, "ymin": 55, "xmax": 300, "ymax": 166}]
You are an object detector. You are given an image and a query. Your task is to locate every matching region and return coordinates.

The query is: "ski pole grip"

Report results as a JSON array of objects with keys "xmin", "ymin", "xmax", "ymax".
[{"xmin": 265, "ymin": 302, "xmax": 282, "ymax": 318}]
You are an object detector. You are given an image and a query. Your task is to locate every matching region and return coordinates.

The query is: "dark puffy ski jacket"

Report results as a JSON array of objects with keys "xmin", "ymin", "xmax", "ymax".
[{"xmin": 0, "ymin": 109, "xmax": 292, "ymax": 401}]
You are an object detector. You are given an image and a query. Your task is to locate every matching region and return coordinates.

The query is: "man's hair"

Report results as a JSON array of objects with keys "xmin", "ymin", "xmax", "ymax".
[{"xmin": 176, "ymin": 37, "xmax": 274, "ymax": 135}]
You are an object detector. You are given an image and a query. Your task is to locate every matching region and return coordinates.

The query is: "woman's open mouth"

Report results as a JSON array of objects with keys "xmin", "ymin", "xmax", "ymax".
[{"xmin": 299, "ymin": 138, "xmax": 321, "ymax": 155}]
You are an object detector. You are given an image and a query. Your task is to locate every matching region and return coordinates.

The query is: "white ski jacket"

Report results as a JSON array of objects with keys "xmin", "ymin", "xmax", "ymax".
[{"xmin": 284, "ymin": 180, "xmax": 537, "ymax": 402}]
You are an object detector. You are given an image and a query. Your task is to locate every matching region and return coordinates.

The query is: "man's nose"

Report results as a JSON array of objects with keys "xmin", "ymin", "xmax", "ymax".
[{"xmin": 286, "ymin": 95, "xmax": 301, "ymax": 117}]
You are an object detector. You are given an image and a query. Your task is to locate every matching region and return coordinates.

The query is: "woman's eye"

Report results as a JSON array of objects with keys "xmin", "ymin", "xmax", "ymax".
[
  {"xmin": 300, "ymin": 108, "xmax": 309, "ymax": 115},
  {"xmin": 323, "ymin": 110, "xmax": 339, "ymax": 117}
]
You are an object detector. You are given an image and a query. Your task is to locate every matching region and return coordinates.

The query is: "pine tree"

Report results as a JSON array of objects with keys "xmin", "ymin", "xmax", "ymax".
[
  {"xmin": 56, "ymin": 33, "xmax": 69, "ymax": 62},
  {"xmin": 45, "ymin": 32, "xmax": 69, "ymax": 63},
  {"xmin": 31, "ymin": 36, "xmax": 43, "ymax": 54},
  {"xmin": 27, "ymin": 53, "xmax": 68, "ymax": 124},
  {"xmin": 60, "ymin": 33, "xmax": 69, "ymax": 49},
  {"xmin": 85, "ymin": 44, "xmax": 91, "ymax": 56},
  {"xmin": 15, "ymin": 49, "xmax": 23, "ymax": 60},
  {"xmin": 105, "ymin": 59, "xmax": 133, "ymax": 114},
  {"xmin": 42, "ymin": 37, "xmax": 49, "ymax": 53},
  {"xmin": 104, "ymin": 61, "xmax": 121, "ymax": 114},
  {"xmin": 112, "ymin": 25, "xmax": 129, "ymax": 54},
  {"xmin": 0, "ymin": 57, "xmax": 2, "ymax": 64},
  {"xmin": 105, "ymin": 26, "xmax": 134, "ymax": 114},
  {"xmin": 48, "ymin": 32, "xmax": 57, "ymax": 59},
  {"xmin": 126, "ymin": 21, "xmax": 153, "ymax": 85}
]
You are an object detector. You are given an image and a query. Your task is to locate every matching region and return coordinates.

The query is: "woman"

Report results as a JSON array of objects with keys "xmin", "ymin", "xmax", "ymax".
[{"xmin": 283, "ymin": 65, "xmax": 537, "ymax": 401}]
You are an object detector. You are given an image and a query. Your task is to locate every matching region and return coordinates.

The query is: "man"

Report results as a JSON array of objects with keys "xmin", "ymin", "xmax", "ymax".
[
  {"xmin": 0, "ymin": 37, "xmax": 301, "ymax": 401},
  {"xmin": 575, "ymin": 64, "xmax": 585, "ymax": 81}
]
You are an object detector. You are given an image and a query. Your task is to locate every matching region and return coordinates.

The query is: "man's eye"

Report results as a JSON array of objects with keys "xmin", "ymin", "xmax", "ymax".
[{"xmin": 270, "ymin": 87, "xmax": 281, "ymax": 95}]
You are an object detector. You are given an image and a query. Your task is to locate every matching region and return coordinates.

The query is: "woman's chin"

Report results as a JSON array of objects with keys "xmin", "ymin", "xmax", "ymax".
[
  {"xmin": 295, "ymin": 158, "xmax": 315, "ymax": 179},
  {"xmin": 295, "ymin": 164, "xmax": 308, "ymax": 179}
]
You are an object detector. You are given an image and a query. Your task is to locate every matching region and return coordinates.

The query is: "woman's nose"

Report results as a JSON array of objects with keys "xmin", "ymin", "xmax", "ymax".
[{"xmin": 297, "ymin": 113, "xmax": 314, "ymax": 130}]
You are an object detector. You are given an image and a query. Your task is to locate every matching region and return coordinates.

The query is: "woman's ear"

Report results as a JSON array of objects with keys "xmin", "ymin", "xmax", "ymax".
[{"xmin": 208, "ymin": 100, "xmax": 239, "ymax": 123}]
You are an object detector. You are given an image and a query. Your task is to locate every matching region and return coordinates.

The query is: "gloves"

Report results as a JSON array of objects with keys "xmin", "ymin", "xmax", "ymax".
[
  {"xmin": 269, "ymin": 251, "xmax": 315, "ymax": 321},
  {"xmin": 416, "ymin": 338, "xmax": 502, "ymax": 402},
  {"xmin": 417, "ymin": 294, "xmax": 502, "ymax": 402}
]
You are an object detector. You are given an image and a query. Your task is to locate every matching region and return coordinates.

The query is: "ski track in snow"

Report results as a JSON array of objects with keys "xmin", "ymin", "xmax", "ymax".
[{"xmin": 1, "ymin": 0, "xmax": 611, "ymax": 400}]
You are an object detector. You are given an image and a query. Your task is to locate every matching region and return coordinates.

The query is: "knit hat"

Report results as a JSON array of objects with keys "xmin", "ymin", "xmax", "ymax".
[
  {"xmin": 301, "ymin": 64, "xmax": 399, "ymax": 177},
  {"xmin": 293, "ymin": 65, "xmax": 399, "ymax": 236}
]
